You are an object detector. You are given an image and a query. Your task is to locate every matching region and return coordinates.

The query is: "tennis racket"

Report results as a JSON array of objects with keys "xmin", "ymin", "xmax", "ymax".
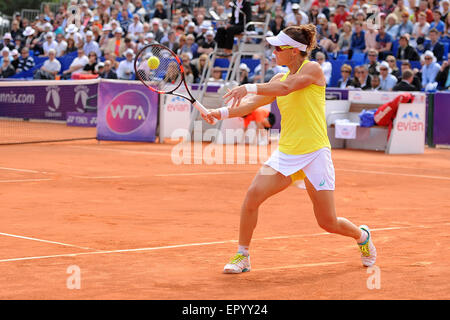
[{"xmin": 134, "ymin": 43, "xmax": 216, "ymax": 124}]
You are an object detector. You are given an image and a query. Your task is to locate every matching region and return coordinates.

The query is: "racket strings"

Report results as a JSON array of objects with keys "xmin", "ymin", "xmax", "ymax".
[{"xmin": 135, "ymin": 45, "xmax": 183, "ymax": 93}]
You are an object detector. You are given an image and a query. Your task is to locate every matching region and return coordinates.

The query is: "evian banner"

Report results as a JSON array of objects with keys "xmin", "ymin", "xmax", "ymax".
[
  {"xmin": 96, "ymin": 80, "xmax": 158, "ymax": 142},
  {"xmin": 0, "ymin": 80, "xmax": 98, "ymax": 120}
]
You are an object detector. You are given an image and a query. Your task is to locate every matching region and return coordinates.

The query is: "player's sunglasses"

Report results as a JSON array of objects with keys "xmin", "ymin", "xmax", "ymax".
[{"xmin": 274, "ymin": 45, "xmax": 294, "ymax": 52}]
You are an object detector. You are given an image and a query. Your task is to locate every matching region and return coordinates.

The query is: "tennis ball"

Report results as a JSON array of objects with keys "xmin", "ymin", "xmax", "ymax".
[{"xmin": 147, "ymin": 56, "xmax": 160, "ymax": 69}]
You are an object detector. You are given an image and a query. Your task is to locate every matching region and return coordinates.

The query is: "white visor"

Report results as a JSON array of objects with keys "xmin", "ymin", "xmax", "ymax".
[{"xmin": 266, "ymin": 31, "xmax": 308, "ymax": 52}]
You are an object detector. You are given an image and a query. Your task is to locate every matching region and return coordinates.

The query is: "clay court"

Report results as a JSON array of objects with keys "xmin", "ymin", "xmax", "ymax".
[{"xmin": 0, "ymin": 135, "xmax": 449, "ymax": 300}]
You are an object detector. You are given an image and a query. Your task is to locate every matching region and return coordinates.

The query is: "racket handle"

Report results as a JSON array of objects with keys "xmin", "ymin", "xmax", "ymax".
[{"xmin": 193, "ymin": 101, "xmax": 217, "ymax": 125}]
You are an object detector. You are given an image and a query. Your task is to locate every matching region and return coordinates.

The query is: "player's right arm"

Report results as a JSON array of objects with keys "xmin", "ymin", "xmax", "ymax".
[{"xmin": 203, "ymin": 73, "xmax": 283, "ymax": 123}]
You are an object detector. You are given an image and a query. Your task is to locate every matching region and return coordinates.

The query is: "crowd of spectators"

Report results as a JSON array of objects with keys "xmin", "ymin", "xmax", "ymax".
[{"xmin": 0, "ymin": 0, "xmax": 449, "ymax": 91}]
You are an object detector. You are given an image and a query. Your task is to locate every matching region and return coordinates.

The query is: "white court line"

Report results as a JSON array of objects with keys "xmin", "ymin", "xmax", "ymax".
[
  {"xmin": 253, "ymin": 261, "xmax": 346, "ymax": 272},
  {"xmin": 337, "ymin": 168, "xmax": 450, "ymax": 181},
  {"xmin": 155, "ymin": 171, "xmax": 254, "ymax": 177},
  {"xmin": 0, "ymin": 167, "xmax": 42, "ymax": 174},
  {"xmin": 0, "ymin": 232, "xmax": 96, "ymax": 251},
  {"xmin": 0, "ymin": 179, "xmax": 52, "ymax": 183},
  {"xmin": 72, "ymin": 175, "xmax": 136, "ymax": 179},
  {"xmin": 0, "ymin": 225, "xmax": 419, "ymax": 264}
]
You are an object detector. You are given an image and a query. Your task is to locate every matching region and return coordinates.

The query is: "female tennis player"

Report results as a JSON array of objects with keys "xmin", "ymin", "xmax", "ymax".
[{"xmin": 203, "ymin": 25, "xmax": 377, "ymax": 273}]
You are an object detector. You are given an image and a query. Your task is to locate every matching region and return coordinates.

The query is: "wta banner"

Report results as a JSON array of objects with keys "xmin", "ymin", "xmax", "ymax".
[
  {"xmin": 0, "ymin": 80, "xmax": 98, "ymax": 121},
  {"xmin": 96, "ymin": 80, "xmax": 158, "ymax": 142}
]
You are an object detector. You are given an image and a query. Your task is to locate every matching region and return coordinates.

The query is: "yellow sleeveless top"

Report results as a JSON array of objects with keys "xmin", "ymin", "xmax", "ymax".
[{"xmin": 276, "ymin": 59, "xmax": 331, "ymax": 155}]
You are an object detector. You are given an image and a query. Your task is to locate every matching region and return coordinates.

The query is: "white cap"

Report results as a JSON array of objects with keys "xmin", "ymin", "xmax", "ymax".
[
  {"xmin": 124, "ymin": 48, "xmax": 135, "ymax": 57},
  {"xmin": 23, "ymin": 26, "xmax": 35, "ymax": 37},
  {"xmin": 3, "ymin": 33, "xmax": 12, "ymax": 40},
  {"xmin": 205, "ymin": 30, "xmax": 214, "ymax": 37},
  {"xmin": 45, "ymin": 32, "xmax": 54, "ymax": 38},
  {"xmin": 145, "ymin": 32, "xmax": 155, "ymax": 39},
  {"xmin": 1, "ymin": 47, "xmax": 10, "ymax": 54},
  {"xmin": 292, "ymin": 3, "xmax": 300, "ymax": 10},
  {"xmin": 65, "ymin": 24, "xmax": 79, "ymax": 33},
  {"xmin": 114, "ymin": 27, "xmax": 124, "ymax": 34},
  {"xmin": 376, "ymin": 61, "xmax": 391, "ymax": 73},
  {"xmin": 239, "ymin": 63, "xmax": 250, "ymax": 73},
  {"xmin": 11, "ymin": 49, "xmax": 19, "ymax": 56},
  {"xmin": 103, "ymin": 23, "xmax": 112, "ymax": 31},
  {"xmin": 187, "ymin": 22, "xmax": 196, "ymax": 28},
  {"xmin": 86, "ymin": 30, "xmax": 94, "ymax": 37}
]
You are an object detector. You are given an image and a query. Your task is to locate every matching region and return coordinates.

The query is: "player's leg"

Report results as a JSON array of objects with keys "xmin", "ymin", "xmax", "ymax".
[
  {"xmin": 304, "ymin": 178, "xmax": 377, "ymax": 267},
  {"xmin": 223, "ymin": 166, "xmax": 292, "ymax": 273}
]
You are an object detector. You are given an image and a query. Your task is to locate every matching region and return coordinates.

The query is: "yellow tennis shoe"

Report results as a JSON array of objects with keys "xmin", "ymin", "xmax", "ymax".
[
  {"xmin": 358, "ymin": 225, "xmax": 377, "ymax": 267},
  {"xmin": 223, "ymin": 253, "xmax": 251, "ymax": 274}
]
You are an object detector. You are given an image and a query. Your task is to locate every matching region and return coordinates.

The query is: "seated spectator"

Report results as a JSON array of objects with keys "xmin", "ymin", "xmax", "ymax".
[
  {"xmin": 179, "ymin": 34, "xmax": 199, "ymax": 59},
  {"xmin": 320, "ymin": 22, "xmax": 339, "ymax": 54},
  {"xmin": 444, "ymin": 12, "xmax": 450, "ymax": 39},
  {"xmin": 393, "ymin": 0, "xmax": 412, "ymax": 21},
  {"xmin": 375, "ymin": 24, "xmax": 393, "ymax": 60},
  {"xmin": 151, "ymin": 19, "xmax": 165, "ymax": 43},
  {"xmin": 350, "ymin": 21, "xmax": 366, "ymax": 55},
  {"xmin": 65, "ymin": 24, "xmax": 83, "ymax": 47},
  {"xmin": 333, "ymin": 0, "xmax": 350, "ymax": 29},
  {"xmin": 386, "ymin": 55, "xmax": 401, "ymax": 79},
  {"xmin": 179, "ymin": 52, "xmax": 194, "ymax": 83},
  {"xmin": 424, "ymin": 28, "xmax": 445, "ymax": 62},
  {"xmin": 104, "ymin": 27, "xmax": 126, "ymax": 58},
  {"xmin": 366, "ymin": 49, "xmax": 380, "ymax": 76},
  {"xmin": 251, "ymin": 58, "xmax": 274, "ymax": 83},
  {"xmin": 123, "ymin": 35, "xmax": 137, "ymax": 53},
  {"xmin": 316, "ymin": 52, "xmax": 332, "ymax": 85},
  {"xmin": 99, "ymin": 59, "xmax": 118, "ymax": 79},
  {"xmin": 381, "ymin": 0, "xmax": 396, "ymax": 16},
  {"xmin": 208, "ymin": 66, "xmax": 224, "ymax": 85},
  {"xmin": 270, "ymin": 14, "xmax": 285, "ymax": 36},
  {"xmin": 396, "ymin": 11, "xmax": 414, "ymax": 39},
  {"xmin": 80, "ymin": 51, "xmax": 98, "ymax": 74},
  {"xmin": 370, "ymin": 74, "xmax": 381, "ymax": 91},
  {"xmin": 191, "ymin": 53, "xmax": 210, "ymax": 83},
  {"xmin": 9, "ymin": 20, "xmax": 23, "ymax": 42},
  {"xmin": 337, "ymin": 64, "xmax": 355, "ymax": 88},
  {"xmin": 336, "ymin": 21, "xmax": 353, "ymax": 55},
  {"xmin": 162, "ymin": 31, "xmax": 180, "ymax": 53},
  {"xmin": 0, "ymin": 33, "xmax": 15, "ymax": 51},
  {"xmin": 197, "ymin": 30, "xmax": 216, "ymax": 55},
  {"xmin": 117, "ymin": 48, "xmax": 135, "ymax": 80},
  {"xmin": 430, "ymin": 10, "xmax": 445, "ymax": 34},
  {"xmin": 417, "ymin": 1, "xmax": 434, "ymax": 23},
  {"xmin": 436, "ymin": 54, "xmax": 450, "ymax": 90},
  {"xmin": 400, "ymin": 60, "xmax": 422, "ymax": 90},
  {"xmin": 10, "ymin": 49, "xmax": 20, "ymax": 70},
  {"xmin": 0, "ymin": 47, "xmax": 11, "ymax": 66},
  {"xmin": 385, "ymin": 14, "xmax": 400, "ymax": 40},
  {"xmin": 393, "ymin": 69, "xmax": 417, "ymax": 91},
  {"xmin": 30, "ymin": 38, "xmax": 44, "ymax": 56},
  {"xmin": 412, "ymin": 12, "xmax": 430, "ymax": 40},
  {"xmin": 364, "ymin": 24, "xmax": 378, "ymax": 54},
  {"xmin": 55, "ymin": 33, "xmax": 68, "ymax": 57},
  {"xmin": 377, "ymin": 61, "xmax": 398, "ymax": 91},
  {"xmin": 83, "ymin": 30, "xmax": 101, "ymax": 58},
  {"xmin": 16, "ymin": 47, "xmax": 35, "ymax": 74},
  {"xmin": 0, "ymin": 57, "xmax": 15, "ymax": 78},
  {"xmin": 62, "ymin": 48, "xmax": 88, "ymax": 79},
  {"xmin": 153, "ymin": 1, "xmax": 168, "ymax": 20},
  {"xmin": 396, "ymin": 33, "xmax": 420, "ymax": 61},
  {"xmin": 421, "ymin": 50, "xmax": 441, "ymax": 89},
  {"xmin": 42, "ymin": 32, "xmax": 57, "ymax": 57},
  {"xmin": 214, "ymin": 0, "xmax": 252, "ymax": 53},
  {"xmin": 128, "ymin": 14, "xmax": 144, "ymax": 41},
  {"xmin": 239, "ymin": 63, "xmax": 250, "ymax": 85},
  {"xmin": 34, "ymin": 49, "xmax": 61, "ymax": 80},
  {"xmin": 354, "ymin": 65, "xmax": 372, "ymax": 90}
]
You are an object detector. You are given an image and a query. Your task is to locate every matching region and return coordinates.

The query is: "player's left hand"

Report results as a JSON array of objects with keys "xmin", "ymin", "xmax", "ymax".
[
  {"xmin": 201, "ymin": 110, "xmax": 220, "ymax": 125},
  {"xmin": 223, "ymin": 86, "xmax": 247, "ymax": 109}
]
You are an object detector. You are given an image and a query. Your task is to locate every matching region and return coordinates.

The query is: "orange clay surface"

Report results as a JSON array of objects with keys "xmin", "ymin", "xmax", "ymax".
[{"xmin": 0, "ymin": 140, "xmax": 449, "ymax": 300}]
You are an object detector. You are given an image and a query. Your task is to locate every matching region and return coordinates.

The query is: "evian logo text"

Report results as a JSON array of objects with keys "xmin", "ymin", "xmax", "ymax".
[
  {"xmin": 397, "ymin": 111, "xmax": 424, "ymax": 132},
  {"xmin": 106, "ymin": 90, "xmax": 149, "ymax": 134}
]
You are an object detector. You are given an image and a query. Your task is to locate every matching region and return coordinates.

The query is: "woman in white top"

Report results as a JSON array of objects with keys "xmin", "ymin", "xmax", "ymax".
[
  {"xmin": 315, "ymin": 52, "xmax": 332, "ymax": 85},
  {"xmin": 412, "ymin": 12, "xmax": 430, "ymax": 39}
]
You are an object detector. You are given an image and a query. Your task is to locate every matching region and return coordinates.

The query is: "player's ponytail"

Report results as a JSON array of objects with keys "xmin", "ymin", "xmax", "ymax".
[{"xmin": 283, "ymin": 24, "xmax": 317, "ymax": 57}]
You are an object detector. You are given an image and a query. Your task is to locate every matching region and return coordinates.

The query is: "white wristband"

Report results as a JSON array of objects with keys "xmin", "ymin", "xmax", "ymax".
[
  {"xmin": 217, "ymin": 107, "xmax": 229, "ymax": 120},
  {"xmin": 245, "ymin": 83, "xmax": 258, "ymax": 94}
]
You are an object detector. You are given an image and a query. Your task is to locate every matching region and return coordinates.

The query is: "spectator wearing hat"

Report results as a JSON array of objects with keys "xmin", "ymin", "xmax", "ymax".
[
  {"xmin": 83, "ymin": 30, "xmax": 101, "ymax": 57},
  {"xmin": 396, "ymin": 33, "xmax": 420, "ymax": 61},
  {"xmin": 285, "ymin": 3, "xmax": 309, "ymax": 26},
  {"xmin": 377, "ymin": 61, "xmax": 398, "ymax": 91},
  {"xmin": 421, "ymin": 50, "xmax": 441, "ymax": 88},
  {"xmin": 105, "ymin": 27, "xmax": 126, "ymax": 57},
  {"xmin": 100, "ymin": 60, "xmax": 118, "ymax": 79},
  {"xmin": 333, "ymin": 1, "xmax": 350, "ymax": 29},
  {"xmin": 62, "ymin": 48, "xmax": 89, "ymax": 79},
  {"xmin": 436, "ymin": 53, "xmax": 450, "ymax": 90},
  {"xmin": 0, "ymin": 33, "xmax": 15, "ymax": 52},
  {"xmin": 375, "ymin": 24, "xmax": 393, "ymax": 60},
  {"xmin": 215, "ymin": 0, "xmax": 252, "ymax": 53},
  {"xmin": 424, "ymin": 28, "xmax": 445, "ymax": 62},
  {"xmin": 10, "ymin": 49, "xmax": 20, "ymax": 71},
  {"xmin": 238, "ymin": 63, "xmax": 250, "ymax": 85},
  {"xmin": 65, "ymin": 24, "xmax": 83, "ymax": 47},
  {"xmin": 22, "ymin": 26, "xmax": 36, "ymax": 49},
  {"xmin": 393, "ymin": 69, "xmax": 417, "ymax": 91},
  {"xmin": 197, "ymin": 30, "xmax": 216, "ymax": 55},
  {"xmin": 34, "ymin": 49, "xmax": 61, "ymax": 80},
  {"xmin": 16, "ymin": 47, "xmax": 35, "ymax": 74},
  {"xmin": 117, "ymin": 48, "xmax": 135, "ymax": 80},
  {"xmin": 43, "ymin": 32, "xmax": 58, "ymax": 56},
  {"xmin": 337, "ymin": 64, "xmax": 355, "ymax": 88},
  {"xmin": 396, "ymin": 11, "xmax": 414, "ymax": 39}
]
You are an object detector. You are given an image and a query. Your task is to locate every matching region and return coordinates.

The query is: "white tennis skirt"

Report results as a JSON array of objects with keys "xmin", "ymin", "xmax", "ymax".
[{"xmin": 264, "ymin": 147, "xmax": 335, "ymax": 191}]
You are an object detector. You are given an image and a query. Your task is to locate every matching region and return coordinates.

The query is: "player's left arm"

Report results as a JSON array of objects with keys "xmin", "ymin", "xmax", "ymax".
[{"xmin": 223, "ymin": 62, "xmax": 325, "ymax": 108}]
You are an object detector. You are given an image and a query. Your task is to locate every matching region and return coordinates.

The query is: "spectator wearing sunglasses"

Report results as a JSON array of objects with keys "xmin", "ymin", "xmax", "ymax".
[
  {"xmin": 337, "ymin": 64, "xmax": 355, "ymax": 88},
  {"xmin": 421, "ymin": 50, "xmax": 441, "ymax": 89}
]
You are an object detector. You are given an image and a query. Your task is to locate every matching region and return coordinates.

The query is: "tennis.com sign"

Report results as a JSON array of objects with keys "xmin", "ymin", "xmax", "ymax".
[
  {"xmin": 106, "ymin": 90, "xmax": 149, "ymax": 134},
  {"xmin": 396, "ymin": 111, "xmax": 424, "ymax": 132}
]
